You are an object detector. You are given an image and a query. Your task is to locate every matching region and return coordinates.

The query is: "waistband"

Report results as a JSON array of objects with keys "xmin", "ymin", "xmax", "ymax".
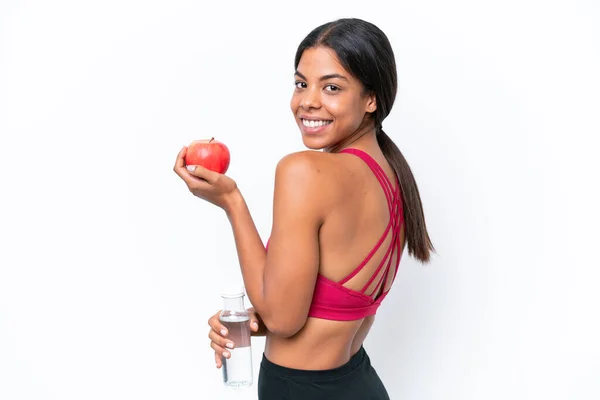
[{"xmin": 260, "ymin": 346, "xmax": 367, "ymax": 380}]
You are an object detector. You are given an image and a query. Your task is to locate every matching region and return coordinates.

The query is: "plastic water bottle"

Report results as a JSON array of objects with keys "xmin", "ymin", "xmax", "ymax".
[{"xmin": 219, "ymin": 284, "xmax": 253, "ymax": 388}]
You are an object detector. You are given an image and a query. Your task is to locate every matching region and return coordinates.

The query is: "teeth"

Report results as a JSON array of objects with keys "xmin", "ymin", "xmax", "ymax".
[{"xmin": 302, "ymin": 119, "xmax": 331, "ymax": 128}]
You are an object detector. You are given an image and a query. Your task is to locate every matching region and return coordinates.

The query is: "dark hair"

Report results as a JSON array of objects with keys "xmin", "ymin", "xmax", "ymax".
[{"xmin": 295, "ymin": 18, "xmax": 434, "ymax": 263}]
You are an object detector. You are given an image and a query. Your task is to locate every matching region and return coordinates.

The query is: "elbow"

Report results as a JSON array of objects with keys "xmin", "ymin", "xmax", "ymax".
[{"xmin": 262, "ymin": 317, "xmax": 304, "ymax": 338}]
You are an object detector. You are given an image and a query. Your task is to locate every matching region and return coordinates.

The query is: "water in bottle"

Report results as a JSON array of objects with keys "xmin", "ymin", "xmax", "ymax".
[{"xmin": 219, "ymin": 285, "xmax": 253, "ymax": 388}]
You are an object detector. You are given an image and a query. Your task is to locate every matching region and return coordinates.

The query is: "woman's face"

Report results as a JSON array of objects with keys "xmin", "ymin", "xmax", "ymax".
[{"xmin": 290, "ymin": 46, "xmax": 376, "ymax": 150}]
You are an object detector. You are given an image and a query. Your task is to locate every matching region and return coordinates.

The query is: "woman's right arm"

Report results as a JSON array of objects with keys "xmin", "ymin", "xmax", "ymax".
[{"xmin": 207, "ymin": 308, "xmax": 266, "ymax": 368}]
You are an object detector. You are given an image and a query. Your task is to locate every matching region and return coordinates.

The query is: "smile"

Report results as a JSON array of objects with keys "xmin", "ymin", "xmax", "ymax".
[{"xmin": 301, "ymin": 119, "xmax": 333, "ymax": 128}]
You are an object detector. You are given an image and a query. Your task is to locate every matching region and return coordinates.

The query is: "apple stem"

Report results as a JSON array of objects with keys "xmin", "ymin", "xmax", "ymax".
[{"xmin": 209, "ymin": 137, "xmax": 214, "ymax": 143}]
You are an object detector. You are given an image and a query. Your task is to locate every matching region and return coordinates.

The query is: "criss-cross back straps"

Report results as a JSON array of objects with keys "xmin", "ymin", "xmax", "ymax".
[
  {"xmin": 337, "ymin": 148, "xmax": 403, "ymax": 297},
  {"xmin": 368, "ymin": 190, "xmax": 404, "ymax": 297}
]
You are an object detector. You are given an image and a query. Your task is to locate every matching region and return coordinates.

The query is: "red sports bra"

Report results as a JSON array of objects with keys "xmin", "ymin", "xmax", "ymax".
[{"xmin": 266, "ymin": 148, "xmax": 405, "ymax": 321}]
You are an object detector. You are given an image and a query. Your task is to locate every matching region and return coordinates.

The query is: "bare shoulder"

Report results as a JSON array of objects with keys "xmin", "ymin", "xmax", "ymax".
[
  {"xmin": 276, "ymin": 150, "xmax": 334, "ymax": 172},
  {"xmin": 275, "ymin": 150, "xmax": 346, "ymax": 187},
  {"xmin": 274, "ymin": 151, "xmax": 350, "ymax": 206}
]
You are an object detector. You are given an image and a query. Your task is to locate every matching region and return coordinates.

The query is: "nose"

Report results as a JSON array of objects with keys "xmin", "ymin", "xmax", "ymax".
[{"xmin": 300, "ymin": 87, "xmax": 321, "ymax": 110}]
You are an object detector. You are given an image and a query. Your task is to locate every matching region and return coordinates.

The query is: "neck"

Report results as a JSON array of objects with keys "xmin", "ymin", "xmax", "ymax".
[{"xmin": 324, "ymin": 119, "xmax": 378, "ymax": 153}]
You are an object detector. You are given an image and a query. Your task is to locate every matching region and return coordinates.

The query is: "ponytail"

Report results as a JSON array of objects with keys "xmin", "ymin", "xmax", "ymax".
[
  {"xmin": 376, "ymin": 126, "xmax": 434, "ymax": 263},
  {"xmin": 293, "ymin": 18, "xmax": 433, "ymax": 261}
]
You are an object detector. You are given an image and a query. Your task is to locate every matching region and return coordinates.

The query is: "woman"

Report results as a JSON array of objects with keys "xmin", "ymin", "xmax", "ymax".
[{"xmin": 174, "ymin": 18, "xmax": 434, "ymax": 399}]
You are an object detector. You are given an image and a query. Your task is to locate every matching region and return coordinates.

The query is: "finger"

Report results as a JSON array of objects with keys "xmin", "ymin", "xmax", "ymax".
[
  {"xmin": 173, "ymin": 147, "xmax": 194, "ymax": 183},
  {"xmin": 173, "ymin": 147, "xmax": 210, "ymax": 187},
  {"xmin": 211, "ymin": 341, "xmax": 230, "ymax": 359},
  {"xmin": 209, "ymin": 329, "xmax": 234, "ymax": 350},
  {"xmin": 249, "ymin": 317, "xmax": 259, "ymax": 332},
  {"xmin": 215, "ymin": 351, "xmax": 223, "ymax": 369},
  {"xmin": 247, "ymin": 308, "xmax": 259, "ymax": 331},
  {"xmin": 208, "ymin": 313, "xmax": 228, "ymax": 337},
  {"xmin": 173, "ymin": 146, "xmax": 187, "ymax": 177},
  {"xmin": 187, "ymin": 164, "xmax": 219, "ymax": 184}
]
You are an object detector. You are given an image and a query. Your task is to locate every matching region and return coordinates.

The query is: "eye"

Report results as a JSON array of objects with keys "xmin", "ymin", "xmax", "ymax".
[
  {"xmin": 295, "ymin": 81, "xmax": 307, "ymax": 89},
  {"xmin": 324, "ymin": 84, "xmax": 340, "ymax": 92}
]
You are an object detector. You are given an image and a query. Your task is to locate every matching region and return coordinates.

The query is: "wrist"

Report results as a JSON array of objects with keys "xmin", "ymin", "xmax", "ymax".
[{"xmin": 223, "ymin": 188, "xmax": 244, "ymax": 217}]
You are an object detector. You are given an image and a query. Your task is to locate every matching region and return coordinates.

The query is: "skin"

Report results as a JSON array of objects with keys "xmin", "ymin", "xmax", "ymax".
[{"xmin": 173, "ymin": 46, "xmax": 406, "ymax": 370}]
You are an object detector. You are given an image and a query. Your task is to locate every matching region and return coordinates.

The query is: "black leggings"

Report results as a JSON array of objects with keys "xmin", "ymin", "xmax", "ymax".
[{"xmin": 258, "ymin": 346, "xmax": 390, "ymax": 400}]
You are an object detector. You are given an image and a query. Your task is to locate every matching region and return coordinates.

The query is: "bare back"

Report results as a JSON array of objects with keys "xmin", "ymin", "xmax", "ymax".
[{"xmin": 264, "ymin": 147, "xmax": 406, "ymax": 369}]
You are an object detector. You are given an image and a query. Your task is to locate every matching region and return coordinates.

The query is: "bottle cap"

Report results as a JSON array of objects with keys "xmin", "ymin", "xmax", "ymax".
[{"xmin": 220, "ymin": 283, "xmax": 245, "ymax": 298}]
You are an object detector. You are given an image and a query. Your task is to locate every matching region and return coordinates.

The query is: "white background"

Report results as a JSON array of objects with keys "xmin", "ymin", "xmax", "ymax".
[{"xmin": 1, "ymin": 1, "xmax": 599, "ymax": 399}]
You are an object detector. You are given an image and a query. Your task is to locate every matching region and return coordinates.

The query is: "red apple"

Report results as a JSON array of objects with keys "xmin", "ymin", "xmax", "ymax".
[{"xmin": 185, "ymin": 137, "xmax": 230, "ymax": 174}]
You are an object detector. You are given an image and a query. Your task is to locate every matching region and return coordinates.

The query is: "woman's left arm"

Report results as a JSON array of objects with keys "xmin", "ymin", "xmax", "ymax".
[{"xmin": 174, "ymin": 148, "xmax": 327, "ymax": 338}]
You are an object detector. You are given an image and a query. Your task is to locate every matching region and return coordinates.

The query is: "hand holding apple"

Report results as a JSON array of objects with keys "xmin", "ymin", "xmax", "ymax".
[
  {"xmin": 184, "ymin": 137, "xmax": 230, "ymax": 174},
  {"xmin": 174, "ymin": 143, "xmax": 239, "ymax": 211}
]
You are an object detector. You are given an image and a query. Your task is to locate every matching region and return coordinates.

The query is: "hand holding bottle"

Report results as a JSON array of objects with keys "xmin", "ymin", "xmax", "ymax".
[{"xmin": 208, "ymin": 307, "xmax": 263, "ymax": 367}]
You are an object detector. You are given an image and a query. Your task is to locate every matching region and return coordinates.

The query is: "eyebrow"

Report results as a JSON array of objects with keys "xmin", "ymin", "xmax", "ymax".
[{"xmin": 295, "ymin": 70, "xmax": 349, "ymax": 82}]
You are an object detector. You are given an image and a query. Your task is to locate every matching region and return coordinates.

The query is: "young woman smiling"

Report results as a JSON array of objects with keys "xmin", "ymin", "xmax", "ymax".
[{"xmin": 174, "ymin": 18, "xmax": 434, "ymax": 400}]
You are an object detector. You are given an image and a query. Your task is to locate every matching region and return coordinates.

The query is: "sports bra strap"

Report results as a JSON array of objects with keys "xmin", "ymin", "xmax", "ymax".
[
  {"xmin": 337, "ymin": 148, "xmax": 403, "ymax": 293},
  {"xmin": 340, "ymin": 148, "xmax": 398, "ymax": 202}
]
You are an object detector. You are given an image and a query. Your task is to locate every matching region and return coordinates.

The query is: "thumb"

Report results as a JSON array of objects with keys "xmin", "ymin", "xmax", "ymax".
[
  {"xmin": 186, "ymin": 164, "xmax": 218, "ymax": 183},
  {"xmin": 248, "ymin": 308, "xmax": 260, "ymax": 332}
]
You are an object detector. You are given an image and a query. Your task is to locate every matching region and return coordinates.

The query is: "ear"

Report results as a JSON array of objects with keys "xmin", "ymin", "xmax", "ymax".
[{"xmin": 365, "ymin": 94, "xmax": 377, "ymax": 113}]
